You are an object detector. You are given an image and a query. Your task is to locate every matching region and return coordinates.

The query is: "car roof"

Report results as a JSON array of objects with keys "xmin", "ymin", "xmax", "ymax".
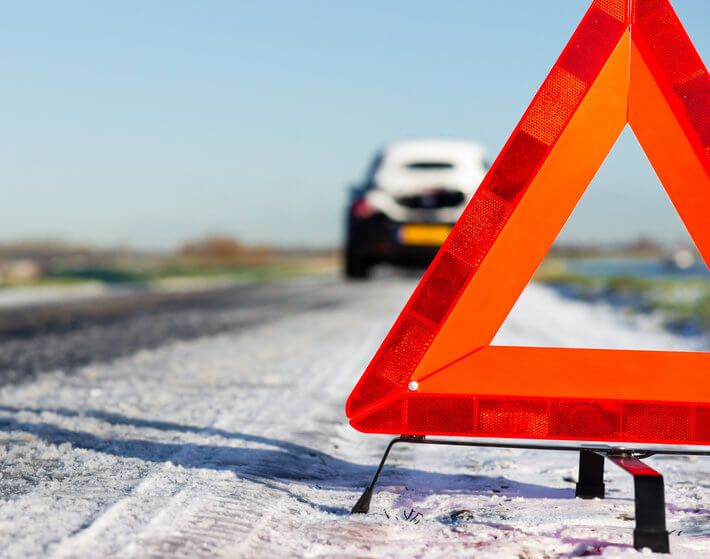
[{"xmin": 381, "ymin": 139, "xmax": 487, "ymax": 164}]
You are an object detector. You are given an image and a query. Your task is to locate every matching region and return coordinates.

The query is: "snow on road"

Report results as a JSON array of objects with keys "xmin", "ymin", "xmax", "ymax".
[{"xmin": 0, "ymin": 278, "xmax": 707, "ymax": 558}]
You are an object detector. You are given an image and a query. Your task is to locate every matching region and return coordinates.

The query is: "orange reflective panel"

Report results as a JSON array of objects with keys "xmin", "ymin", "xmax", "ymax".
[{"xmin": 346, "ymin": 0, "xmax": 710, "ymax": 446}]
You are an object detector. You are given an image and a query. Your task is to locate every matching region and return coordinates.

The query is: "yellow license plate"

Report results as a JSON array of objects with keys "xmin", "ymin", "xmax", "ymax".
[{"xmin": 398, "ymin": 225, "xmax": 452, "ymax": 246}]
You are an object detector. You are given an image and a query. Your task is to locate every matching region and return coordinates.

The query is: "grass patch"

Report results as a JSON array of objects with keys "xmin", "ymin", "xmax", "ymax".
[
  {"xmin": 535, "ymin": 259, "xmax": 710, "ymax": 335},
  {"xmin": 8, "ymin": 258, "xmax": 337, "ymax": 290}
]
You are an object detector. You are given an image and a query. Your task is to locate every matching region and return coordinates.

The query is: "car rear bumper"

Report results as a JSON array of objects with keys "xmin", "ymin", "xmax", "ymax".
[{"xmin": 347, "ymin": 214, "xmax": 451, "ymax": 267}]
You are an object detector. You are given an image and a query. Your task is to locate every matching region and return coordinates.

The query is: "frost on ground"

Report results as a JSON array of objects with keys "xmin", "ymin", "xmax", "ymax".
[{"xmin": 0, "ymin": 278, "xmax": 707, "ymax": 558}]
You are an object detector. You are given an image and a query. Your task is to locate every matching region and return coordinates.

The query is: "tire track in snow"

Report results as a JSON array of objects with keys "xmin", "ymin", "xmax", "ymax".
[
  {"xmin": 119, "ymin": 292, "xmax": 391, "ymax": 558},
  {"xmin": 36, "ymin": 279, "xmax": 398, "ymax": 557}
]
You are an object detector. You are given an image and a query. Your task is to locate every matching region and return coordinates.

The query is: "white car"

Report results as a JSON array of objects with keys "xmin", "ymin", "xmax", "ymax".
[{"xmin": 345, "ymin": 139, "xmax": 489, "ymax": 278}]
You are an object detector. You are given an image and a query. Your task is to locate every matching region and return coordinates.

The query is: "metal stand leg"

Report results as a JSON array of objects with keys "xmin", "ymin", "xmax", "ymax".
[
  {"xmin": 576, "ymin": 449, "xmax": 605, "ymax": 499},
  {"xmin": 608, "ymin": 454, "xmax": 669, "ymax": 554},
  {"xmin": 347, "ymin": 437, "xmax": 697, "ymax": 552},
  {"xmin": 352, "ymin": 437, "xmax": 412, "ymax": 514}
]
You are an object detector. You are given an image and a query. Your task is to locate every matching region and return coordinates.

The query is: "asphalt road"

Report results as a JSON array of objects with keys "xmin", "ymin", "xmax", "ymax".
[{"xmin": 0, "ymin": 279, "xmax": 346, "ymax": 385}]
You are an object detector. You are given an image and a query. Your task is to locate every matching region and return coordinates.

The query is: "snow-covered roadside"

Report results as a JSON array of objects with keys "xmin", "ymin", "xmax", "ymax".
[
  {"xmin": 497, "ymin": 281, "xmax": 708, "ymax": 351},
  {"xmin": 0, "ymin": 283, "xmax": 111, "ymax": 309},
  {"xmin": 0, "ymin": 277, "xmax": 247, "ymax": 310},
  {"xmin": 0, "ymin": 279, "xmax": 707, "ymax": 558}
]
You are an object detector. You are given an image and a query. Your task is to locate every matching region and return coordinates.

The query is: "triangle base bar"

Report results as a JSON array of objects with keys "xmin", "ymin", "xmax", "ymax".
[
  {"xmin": 352, "ymin": 393, "xmax": 710, "ymax": 446},
  {"xmin": 351, "ymin": 437, "xmax": 710, "ymax": 553}
]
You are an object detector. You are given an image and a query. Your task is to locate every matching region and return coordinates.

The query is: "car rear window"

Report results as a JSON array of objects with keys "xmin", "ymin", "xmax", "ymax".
[{"xmin": 404, "ymin": 161, "xmax": 455, "ymax": 170}]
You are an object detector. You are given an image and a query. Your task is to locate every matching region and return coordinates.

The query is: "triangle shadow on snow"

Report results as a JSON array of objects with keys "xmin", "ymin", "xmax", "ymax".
[{"xmin": 0, "ymin": 404, "xmax": 574, "ymax": 517}]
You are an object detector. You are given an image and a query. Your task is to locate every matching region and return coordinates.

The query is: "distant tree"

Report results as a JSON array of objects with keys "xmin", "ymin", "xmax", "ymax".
[
  {"xmin": 627, "ymin": 237, "xmax": 663, "ymax": 256},
  {"xmin": 179, "ymin": 235, "xmax": 271, "ymax": 265}
]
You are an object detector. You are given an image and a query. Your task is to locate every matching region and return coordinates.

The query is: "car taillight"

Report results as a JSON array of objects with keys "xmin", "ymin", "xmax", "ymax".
[{"xmin": 351, "ymin": 197, "xmax": 378, "ymax": 218}]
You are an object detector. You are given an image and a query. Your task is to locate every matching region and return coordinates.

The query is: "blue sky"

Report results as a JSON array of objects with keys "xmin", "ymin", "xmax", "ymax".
[{"xmin": 1, "ymin": 0, "xmax": 708, "ymax": 249}]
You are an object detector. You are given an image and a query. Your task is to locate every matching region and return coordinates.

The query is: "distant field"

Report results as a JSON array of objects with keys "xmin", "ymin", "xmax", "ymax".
[
  {"xmin": 4, "ymin": 255, "xmax": 339, "ymax": 290},
  {"xmin": 535, "ymin": 256, "xmax": 710, "ymax": 335}
]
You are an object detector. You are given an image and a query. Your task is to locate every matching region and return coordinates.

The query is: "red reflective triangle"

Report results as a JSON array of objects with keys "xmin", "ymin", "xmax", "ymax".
[{"xmin": 346, "ymin": 0, "xmax": 710, "ymax": 446}]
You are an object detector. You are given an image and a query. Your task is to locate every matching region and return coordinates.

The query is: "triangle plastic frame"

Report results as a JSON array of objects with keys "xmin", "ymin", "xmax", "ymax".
[{"xmin": 346, "ymin": 0, "xmax": 710, "ymax": 447}]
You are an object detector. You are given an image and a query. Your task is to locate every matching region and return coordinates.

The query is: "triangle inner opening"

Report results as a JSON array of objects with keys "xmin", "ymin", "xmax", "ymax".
[{"xmin": 493, "ymin": 126, "xmax": 709, "ymax": 351}]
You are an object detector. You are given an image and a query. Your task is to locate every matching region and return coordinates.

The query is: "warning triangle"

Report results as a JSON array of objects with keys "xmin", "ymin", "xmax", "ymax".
[{"xmin": 346, "ymin": 0, "xmax": 710, "ymax": 446}]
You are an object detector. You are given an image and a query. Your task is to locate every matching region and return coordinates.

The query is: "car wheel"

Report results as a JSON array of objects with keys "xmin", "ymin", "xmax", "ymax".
[{"xmin": 344, "ymin": 247, "xmax": 372, "ymax": 280}]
